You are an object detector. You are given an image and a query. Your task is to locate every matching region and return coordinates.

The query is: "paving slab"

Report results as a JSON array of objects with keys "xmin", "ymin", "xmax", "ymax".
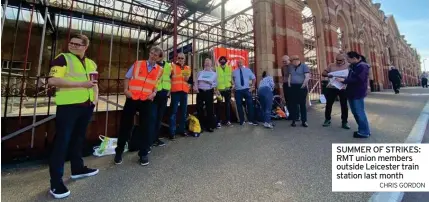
[{"xmin": 2, "ymin": 87, "xmax": 429, "ymax": 202}]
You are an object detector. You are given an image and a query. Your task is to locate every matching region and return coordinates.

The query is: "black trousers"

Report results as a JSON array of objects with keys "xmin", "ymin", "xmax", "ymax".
[
  {"xmin": 422, "ymin": 78, "xmax": 428, "ymax": 88},
  {"xmin": 116, "ymin": 98, "xmax": 154, "ymax": 157},
  {"xmin": 152, "ymin": 90, "xmax": 169, "ymax": 144},
  {"xmin": 50, "ymin": 103, "xmax": 94, "ymax": 188},
  {"xmin": 197, "ymin": 89, "xmax": 216, "ymax": 130},
  {"xmin": 391, "ymin": 81, "xmax": 401, "ymax": 93},
  {"xmin": 289, "ymin": 84, "xmax": 308, "ymax": 122},
  {"xmin": 282, "ymin": 83, "xmax": 290, "ymax": 109},
  {"xmin": 324, "ymin": 88, "xmax": 348, "ymax": 123},
  {"xmin": 216, "ymin": 89, "xmax": 232, "ymax": 124}
]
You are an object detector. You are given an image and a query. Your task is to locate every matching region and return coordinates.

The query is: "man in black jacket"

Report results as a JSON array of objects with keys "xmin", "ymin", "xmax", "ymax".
[{"xmin": 388, "ymin": 66, "xmax": 402, "ymax": 94}]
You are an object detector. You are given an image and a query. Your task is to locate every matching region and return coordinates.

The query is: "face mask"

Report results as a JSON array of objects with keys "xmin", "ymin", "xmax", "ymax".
[{"xmin": 220, "ymin": 61, "xmax": 226, "ymax": 65}]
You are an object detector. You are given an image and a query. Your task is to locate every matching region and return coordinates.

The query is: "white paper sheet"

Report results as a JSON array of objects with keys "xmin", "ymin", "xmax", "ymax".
[
  {"xmin": 327, "ymin": 69, "xmax": 349, "ymax": 90},
  {"xmin": 328, "ymin": 69, "xmax": 349, "ymax": 78},
  {"xmin": 329, "ymin": 79, "xmax": 345, "ymax": 89}
]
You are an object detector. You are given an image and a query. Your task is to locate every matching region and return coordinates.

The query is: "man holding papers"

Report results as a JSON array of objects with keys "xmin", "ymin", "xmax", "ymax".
[
  {"xmin": 335, "ymin": 51, "xmax": 371, "ymax": 138},
  {"xmin": 322, "ymin": 54, "xmax": 350, "ymax": 129}
]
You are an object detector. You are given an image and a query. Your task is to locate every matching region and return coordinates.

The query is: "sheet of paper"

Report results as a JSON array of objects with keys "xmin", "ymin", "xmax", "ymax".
[
  {"xmin": 329, "ymin": 78, "xmax": 345, "ymax": 90},
  {"xmin": 328, "ymin": 69, "xmax": 349, "ymax": 78}
]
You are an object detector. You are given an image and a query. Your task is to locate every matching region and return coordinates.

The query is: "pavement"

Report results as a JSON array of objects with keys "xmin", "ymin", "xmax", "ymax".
[{"xmin": 2, "ymin": 87, "xmax": 429, "ymax": 202}]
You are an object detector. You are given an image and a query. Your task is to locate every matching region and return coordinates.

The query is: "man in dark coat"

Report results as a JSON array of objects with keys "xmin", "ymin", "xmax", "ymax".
[{"xmin": 388, "ymin": 66, "xmax": 402, "ymax": 94}]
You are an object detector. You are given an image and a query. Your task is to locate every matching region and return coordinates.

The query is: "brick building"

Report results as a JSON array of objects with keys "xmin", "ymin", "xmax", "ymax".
[
  {"xmin": 1, "ymin": 0, "xmax": 422, "ymax": 162},
  {"xmin": 253, "ymin": 0, "xmax": 421, "ymax": 91}
]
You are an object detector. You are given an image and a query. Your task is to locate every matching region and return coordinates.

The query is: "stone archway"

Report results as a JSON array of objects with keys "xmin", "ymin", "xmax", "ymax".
[{"xmin": 335, "ymin": 10, "xmax": 352, "ymax": 53}]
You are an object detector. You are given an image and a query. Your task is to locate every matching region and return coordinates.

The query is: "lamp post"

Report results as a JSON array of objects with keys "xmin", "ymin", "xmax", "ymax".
[{"xmin": 423, "ymin": 58, "xmax": 427, "ymax": 72}]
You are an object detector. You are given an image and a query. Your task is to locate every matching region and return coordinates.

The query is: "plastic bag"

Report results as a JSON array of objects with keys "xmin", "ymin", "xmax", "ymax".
[
  {"xmin": 188, "ymin": 114, "xmax": 202, "ymax": 134},
  {"xmin": 93, "ymin": 135, "xmax": 127, "ymax": 157}
]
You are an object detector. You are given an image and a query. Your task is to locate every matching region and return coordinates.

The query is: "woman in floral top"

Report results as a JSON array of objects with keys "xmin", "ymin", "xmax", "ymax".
[{"xmin": 258, "ymin": 71, "xmax": 275, "ymax": 129}]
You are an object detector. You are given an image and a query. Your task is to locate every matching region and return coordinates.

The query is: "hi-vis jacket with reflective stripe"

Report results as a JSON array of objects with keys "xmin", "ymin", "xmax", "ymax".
[
  {"xmin": 55, "ymin": 53, "xmax": 97, "ymax": 105},
  {"xmin": 216, "ymin": 65, "xmax": 232, "ymax": 90},
  {"xmin": 128, "ymin": 60, "xmax": 163, "ymax": 101},
  {"xmin": 171, "ymin": 65, "xmax": 191, "ymax": 93},
  {"xmin": 156, "ymin": 61, "xmax": 173, "ymax": 91}
]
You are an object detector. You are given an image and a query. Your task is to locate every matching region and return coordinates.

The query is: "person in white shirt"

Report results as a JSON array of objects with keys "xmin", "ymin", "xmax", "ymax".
[
  {"xmin": 258, "ymin": 71, "xmax": 275, "ymax": 129},
  {"xmin": 194, "ymin": 58, "xmax": 218, "ymax": 132}
]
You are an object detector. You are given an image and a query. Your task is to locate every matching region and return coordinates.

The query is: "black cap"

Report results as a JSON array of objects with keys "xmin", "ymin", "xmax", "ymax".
[{"xmin": 219, "ymin": 56, "xmax": 227, "ymax": 62}]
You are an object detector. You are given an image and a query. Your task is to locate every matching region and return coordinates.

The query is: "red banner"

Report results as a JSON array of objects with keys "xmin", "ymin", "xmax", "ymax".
[{"xmin": 213, "ymin": 47, "xmax": 249, "ymax": 70}]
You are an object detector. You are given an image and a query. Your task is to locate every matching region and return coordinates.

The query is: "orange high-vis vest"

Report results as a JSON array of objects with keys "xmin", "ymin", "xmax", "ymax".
[
  {"xmin": 128, "ymin": 60, "xmax": 163, "ymax": 101},
  {"xmin": 171, "ymin": 65, "xmax": 191, "ymax": 93}
]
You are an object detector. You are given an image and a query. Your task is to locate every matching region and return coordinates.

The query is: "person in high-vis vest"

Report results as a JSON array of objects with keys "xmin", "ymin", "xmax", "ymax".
[
  {"xmin": 169, "ymin": 52, "xmax": 192, "ymax": 139},
  {"xmin": 151, "ymin": 57, "xmax": 173, "ymax": 147},
  {"xmin": 215, "ymin": 56, "xmax": 233, "ymax": 128},
  {"xmin": 47, "ymin": 34, "xmax": 99, "ymax": 199},
  {"xmin": 114, "ymin": 46, "xmax": 164, "ymax": 166}
]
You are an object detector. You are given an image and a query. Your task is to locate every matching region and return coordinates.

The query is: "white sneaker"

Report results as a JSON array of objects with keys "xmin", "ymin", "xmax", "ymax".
[{"xmin": 264, "ymin": 122, "xmax": 274, "ymax": 129}]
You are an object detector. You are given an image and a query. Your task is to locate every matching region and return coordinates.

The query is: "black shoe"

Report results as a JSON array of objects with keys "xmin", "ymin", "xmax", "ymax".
[
  {"xmin": 153, "ymin": 139, "xmax": 166, "ymax": 147},
  {"xmin": 50, "ymin": 183, "xmax": 70, "ymax": 199},
  {"xmin": 342, "ymin": 123, "xmax": 351, "ymax": 129},
  {"xmin": 180, "ymin": 132, "xmax": 189, "ymax": 137},
  {"xmin": 291, "ymin": 121, "xmax": 296, "ymax": 127},
  {"xmin": 302, "ymin": 122, "xmax": 308, "ymax": 127},
  {"xmin": 71, "ymin": 166, "xmax": 99, "ymax": 179},
  {"xmin": 140, "ymin": 156, "xmax": 149, "ymax": 166},
  {"xmin": 169, "ymin": 135, "xmax": 176, "ymax": 141},
  {"xmin": 114, "ymin": 153, "xmax": 123, "ymax": 165},
  {"xmin": 353, "ymin": 131, "xmax": 370, "ymax": 138},
  {"xmin": 207, "ymin": 128, "xmax": 214, "ymax": 132},
  {"xmin": 323, "ymin": 120, "xmax": 331, "ymax": 127}
]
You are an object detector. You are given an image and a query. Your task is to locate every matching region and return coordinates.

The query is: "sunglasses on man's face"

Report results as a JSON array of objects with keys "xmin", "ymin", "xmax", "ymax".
[
  {"xmin": 336, "ymin": 60, "xmax": 344, "ymax": 62},
  {"xmin": 178, "ymin": 57, "xmax": 185, "ymax": 60},
  {"xmin": 69, "ymin": 42, "xmax": 85, "ymax": 47}
]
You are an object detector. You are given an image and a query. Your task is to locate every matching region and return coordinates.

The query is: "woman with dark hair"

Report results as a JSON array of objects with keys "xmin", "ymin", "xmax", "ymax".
[
  {"xmin": 336, "ymin": 51, "xmax": 371, "ymax": 138},
  {"xmin": 258, "ymin": 71, "xmax": 275, "ymax": 129}
]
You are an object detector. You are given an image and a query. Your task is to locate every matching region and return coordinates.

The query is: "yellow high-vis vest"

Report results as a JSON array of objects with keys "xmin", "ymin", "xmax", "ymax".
[
  {"xmin": 156, "ymin": 61, "xmax": 172, "ymax": 91},
  {"xmin": 55, "ymin": 53, "xmax": 96, "ymax": 105},
  {"xmin": 216, "ymin": 65, "xmax": 232, "ymax": 90}
]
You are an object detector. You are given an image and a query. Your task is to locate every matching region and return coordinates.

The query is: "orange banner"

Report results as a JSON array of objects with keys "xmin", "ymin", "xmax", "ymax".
[{"xmin": 213, "ymin": 47, "xmax": 249, "ymax": 70}]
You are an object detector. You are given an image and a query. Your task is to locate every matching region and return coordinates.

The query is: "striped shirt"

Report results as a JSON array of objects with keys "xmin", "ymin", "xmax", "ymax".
[{"xmin": 258, "ymin": 76, "xmax": 274, "ymax": 91}]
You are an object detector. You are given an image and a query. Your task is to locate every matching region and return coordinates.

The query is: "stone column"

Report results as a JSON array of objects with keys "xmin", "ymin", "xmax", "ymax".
[
  {"xmin": 253, "ymin": 0, "xmax": 305, "ymax": 89},
  {"xmin": 322, "ymin": 17, "xmax": 339, "ymax": 65},
  {"xmin": 253, "ymin": 0, "xmax": 275, "ymax": 83}
]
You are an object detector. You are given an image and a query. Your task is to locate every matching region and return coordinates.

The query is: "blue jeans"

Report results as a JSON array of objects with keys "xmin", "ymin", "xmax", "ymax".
[
  {"xmin": 152, "ymin": 90, "xmax": 169, "ymax": 143},
  {"xmin": 258, "ymin": 86, "xmax": 273, "ymax": 123},
  {"xmin": 235, "ymin": 89, "xmax": 255, "ymax": 124},
  {"xmin": 170, "ymin": 92, "xmax": 188, "ymax": 136},
  {"xmin": 50, "ymin": 104, "xmax": 94, "ymax": 188},
  {"xmin": 348, "ymin": 98, "xmax": 370, "ymax": 136}
]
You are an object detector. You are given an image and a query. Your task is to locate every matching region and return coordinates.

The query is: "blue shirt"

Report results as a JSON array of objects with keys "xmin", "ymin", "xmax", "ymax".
[
  {"xmin": 258, "ymin": 76, "xmax": 274, "ymax": 91},
  {"xmin": 125, "ymin": 61, "xmax": 155, "ymax": 79},
  {"xmin": 232, "ymin": 67, "xmax": 256, "ymax": 90}
]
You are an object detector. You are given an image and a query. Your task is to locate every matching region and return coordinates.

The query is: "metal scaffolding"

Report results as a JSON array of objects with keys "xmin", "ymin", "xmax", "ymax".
[{"xmin": 1, "ymin": 0, "xmax": 256, "ymax": 161}]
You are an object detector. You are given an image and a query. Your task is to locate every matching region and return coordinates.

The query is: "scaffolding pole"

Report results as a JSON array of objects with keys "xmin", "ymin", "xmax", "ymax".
[
  {"xmin": 105, "ymin": 19, "xmax": 114, "ymax": 137},
  {"xmin": 173, "ymin": 0, "xmax": 178, "ymax": 60},
  {"xmin": 30, "ymin": 5, "xmax": 48, "ymax": 148},
  {"xmin": 1, "ymin": 0, "xmax": 8, "ymax": 38}
]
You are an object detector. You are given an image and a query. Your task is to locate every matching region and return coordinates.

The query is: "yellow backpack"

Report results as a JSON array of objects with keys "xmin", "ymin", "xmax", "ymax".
[{"xmin": 188, "ymin": 114, "xmax": 202, "ymax": 134}]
